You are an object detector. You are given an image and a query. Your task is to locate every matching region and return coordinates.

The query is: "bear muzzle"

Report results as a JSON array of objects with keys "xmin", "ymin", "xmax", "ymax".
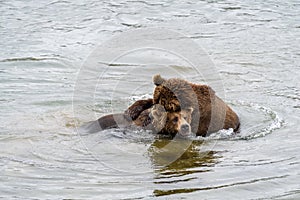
[{"xmin": 179, "ymin": 123, "xmax": 191, "ymax": 137}]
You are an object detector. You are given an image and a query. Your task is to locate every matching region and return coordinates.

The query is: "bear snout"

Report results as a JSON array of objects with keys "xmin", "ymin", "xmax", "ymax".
[{"xmin": 179, "ymin": 123, "xmax": 191, "ymax": 136}]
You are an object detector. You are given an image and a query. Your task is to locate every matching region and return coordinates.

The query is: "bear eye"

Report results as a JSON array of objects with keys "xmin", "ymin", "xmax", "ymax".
[{"xmin": 172, "ymin": 117, "xmax": 179, "ymax": 123}]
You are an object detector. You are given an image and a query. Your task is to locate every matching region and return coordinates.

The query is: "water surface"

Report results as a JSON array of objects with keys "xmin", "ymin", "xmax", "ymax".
[{"xmin": 0, "ymin": 0, "xmax": 299, "ymax": 199}]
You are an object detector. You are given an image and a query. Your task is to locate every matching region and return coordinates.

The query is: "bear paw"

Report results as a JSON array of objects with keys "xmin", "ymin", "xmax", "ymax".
[{"xmin": 124, "ymin": 99, "xmax": 153, "ymax": 120}]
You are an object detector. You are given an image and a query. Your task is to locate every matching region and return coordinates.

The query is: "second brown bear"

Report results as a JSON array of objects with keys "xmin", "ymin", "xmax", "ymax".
[{"xmin": 152, "ymin": 74, "xmax": 240, "ymax": 136}]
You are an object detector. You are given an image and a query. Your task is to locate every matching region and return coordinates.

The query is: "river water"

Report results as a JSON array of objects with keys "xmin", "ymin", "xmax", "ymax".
[{"xmin": 0, "ymin": 0, "xmax": 299, "ymax": 199}]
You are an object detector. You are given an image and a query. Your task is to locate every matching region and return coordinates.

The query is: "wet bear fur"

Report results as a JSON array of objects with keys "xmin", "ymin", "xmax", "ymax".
[{"xmin": 152, "ymin": 74, "xmax": 240, "ymax": 136}]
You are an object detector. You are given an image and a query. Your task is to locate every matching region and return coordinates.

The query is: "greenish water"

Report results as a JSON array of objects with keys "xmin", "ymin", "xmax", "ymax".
[{"xmin": 0, "ymin": 0, "xmax": 299, "ymax": 199}]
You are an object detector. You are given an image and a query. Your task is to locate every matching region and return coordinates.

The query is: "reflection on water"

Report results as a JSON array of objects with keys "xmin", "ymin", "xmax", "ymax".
[
  {"xmin": 150, "ymin": 139, "xmax": 220, "ymax": 196},
  {"xmin": 150, "ymin": 139, "xmax": 218, "ymax": 169}
]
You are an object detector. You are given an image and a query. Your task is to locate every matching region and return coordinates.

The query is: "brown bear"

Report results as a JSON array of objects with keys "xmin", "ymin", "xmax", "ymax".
[
  {"xmin": 152, "ymin": 74, "xmax": 240, "ymax": 136},
  {"xmin": 81, "ymin": 99, "xmax": 194, "ymax": 137}
]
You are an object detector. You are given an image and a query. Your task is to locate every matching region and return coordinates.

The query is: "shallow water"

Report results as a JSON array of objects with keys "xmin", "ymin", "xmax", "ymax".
[{"xmin": 1, "ymin": 0, "xmax": 299, "ymax": 199}]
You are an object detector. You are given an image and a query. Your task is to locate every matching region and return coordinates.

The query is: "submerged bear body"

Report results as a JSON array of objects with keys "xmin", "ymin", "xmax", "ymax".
[{"xmin": 83, "ymin": 99, "xmax": 193, "ymax": 137}]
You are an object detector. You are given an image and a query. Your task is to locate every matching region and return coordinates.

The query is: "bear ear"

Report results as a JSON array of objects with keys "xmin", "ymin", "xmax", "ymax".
[
  {"xmin": 152, "ymin": 110, "xmax": 162, "ymax": 118},
  {"xmin": 153, "ymin": 74, "xmax": 166, "ymax": 86},
  {"xmin": 151, "ymin": 104, "xmax": 166, "ymax": 118},
  {"xmin": 186, "ymin": 106, "xmax": 194, "ymax": 114}
]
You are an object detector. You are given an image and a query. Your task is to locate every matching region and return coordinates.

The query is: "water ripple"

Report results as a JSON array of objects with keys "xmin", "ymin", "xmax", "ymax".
[{"xmin": 153, "ymin": 175, "xmax": 288, "ymax": 197}]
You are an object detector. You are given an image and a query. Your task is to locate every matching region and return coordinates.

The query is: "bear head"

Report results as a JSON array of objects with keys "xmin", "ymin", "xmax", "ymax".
[
  {"xmin": 153, "ymin": 74, "xmax": 198, "ymax": 112},
  {"xmin": 150, "ymin": 104, "xmax": 194, "ymax": 137}
]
